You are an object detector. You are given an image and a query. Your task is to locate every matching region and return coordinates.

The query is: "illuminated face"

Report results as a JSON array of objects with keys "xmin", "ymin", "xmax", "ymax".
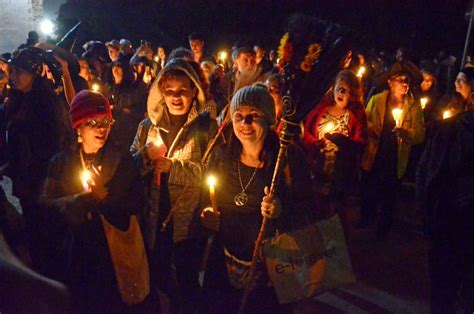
[
  {"xmin": 78, "ymin": 60, "xmax": 91, "ymax": 81},
  {"xmin": 236, "ymin": 52, "xmax": 256, "ymax": 73},
  {"xmin": 189, "ymin": 39, "xmax": 204, "ymax": 55},
  {"xmin": 108, "ymin": 47, "xmax": 120, "ymax": 62},
  {"xmin": 254, "ymin": 46, "xmax": 265, "ymax": 63},
  {"xmin": 112, "ymin": 65, "xmax": 123, "ymax": 84},
  {"xmin": 388, "ymin": 74, "xmax": 410, "ymax": 96},
  {"xmin": 455, "ymin": 72, "xmax": 471, "ymax": 100},
  {"xmin": 232, "ymin": 106, "xmax": 268, "ymax": 147},
  {"xmin": 420, "ymin": 72, "xmax": 435, "ymax": 92},
  {"xmin": 334, "ymin": 80, "xmax": 351, "ymax": 108},
  {"xmin": 161, "ymin": 75, "xmax": 197, "ymax": 115},
  {"xmin": 10, "ymin": 66, "xmax": 34, "ymax": 93},
  {"xmin": 78, "ymin": 117, "xmax": 113, "ymax": 153},
  {"xmin": 158, "ymin": 47, "xmax": 166, "ymax": 59},
  {"xmin": 200, "ymin": 63, "xmax": 213, "ymax": 81}
]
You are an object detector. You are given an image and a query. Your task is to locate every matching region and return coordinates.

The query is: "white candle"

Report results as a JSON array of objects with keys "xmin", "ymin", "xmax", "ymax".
[
  {"xmin": 392, "ymin": 108, "xmax": 403, "ymax": 127},
  {"xmin": 207, "ymin": 176, "xmax": 218, "ymax": 213}
]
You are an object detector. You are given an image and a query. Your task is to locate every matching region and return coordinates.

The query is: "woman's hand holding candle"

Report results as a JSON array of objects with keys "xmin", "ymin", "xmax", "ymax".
[
  {"xmin": 200, "ymin": 207, "xmax": 220, "ymax": 232},
  {"xmin": 147, "ymin": 139, "xmax": 168, "ymax": 185}
]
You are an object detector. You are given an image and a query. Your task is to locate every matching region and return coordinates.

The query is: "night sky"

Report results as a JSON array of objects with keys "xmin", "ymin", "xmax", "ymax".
[{"xmin": 56, "ymin": 0, "xmax": 473, "ymax": 60}]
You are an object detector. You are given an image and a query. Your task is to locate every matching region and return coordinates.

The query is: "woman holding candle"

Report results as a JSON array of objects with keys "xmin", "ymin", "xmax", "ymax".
[
  {"xmin": 40, "ymin": 90, "xmax": 146, "ymax": 313},
  {"xmin": 200, "ymin": 84, "xmax": 313, "ymax": 313},
  {"xmin": 454, "ymin": 66, "xmax": 474, "ymax": 111},
  {"xmin": 302, "ymin": 70, "xmax": 367, "ymax": 220},
  {"xmin": 130, "ymin": 58, "xmax": 217, "ymax": 313},
  {"xmin": 419, "ymin": 67, "xmax": 440, "ymax": 125},
  {"xmin": 359, "ymin": 62, "xmax": 425, "ymax": 237}
]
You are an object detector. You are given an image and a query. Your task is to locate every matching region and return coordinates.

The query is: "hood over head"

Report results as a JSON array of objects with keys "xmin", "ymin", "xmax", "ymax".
[{"xmin": 147, "ymin": 58, "xmax": 213, "ymax": 125}]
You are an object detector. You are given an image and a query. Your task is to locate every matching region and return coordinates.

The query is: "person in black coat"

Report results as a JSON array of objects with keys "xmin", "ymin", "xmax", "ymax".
[
  {"xmin": 416, "ymin": 110, "xmax": 474, "ymax": 314},
  {"xmin": 40, "ymin": 90, "xmax": 147, "ymax": 313},
  {"xmin": 108, "ymin": 60, "xmax": 148, "ymax": 154}
]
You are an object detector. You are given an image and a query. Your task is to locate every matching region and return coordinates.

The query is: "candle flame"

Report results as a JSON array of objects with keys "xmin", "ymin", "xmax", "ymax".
[
  {"xmin": 207, "ymin": 175, "xmax": 216, "ymax": 188},
  {"xmin": 81, "ymin": 170, "xmax": 92, "ymax": 192},
  {"xmin": 218, "ymin": 51, "xmax": 227, "ymax": 61},
  {"xmin": 154, "ymin": 56, "xmax": 159, "ymax": 62},
  {"xmin": 420, "ymin": 97, "xmax": 428, "ymax": 110},
  {"xmin": 443, "ymin": 110, "xmax": 452, "ymax": 119},
  {"xmin": 356, "ymin": 66, "xmax": 366, "ymax": 78},
  {"xmin": 81, "ymin": 170, "xmax": 91, "ymax": 183},
  {"xmin": 323, "ymin": 121, "xmax": 336, "ymax": 134},
  {"xmin": 91, "ymin": 83, "xmax": 100, "ymax": 92},
  {"xmin": 392, "ymin": 108, "xmax": 403, "ymax": 127}
]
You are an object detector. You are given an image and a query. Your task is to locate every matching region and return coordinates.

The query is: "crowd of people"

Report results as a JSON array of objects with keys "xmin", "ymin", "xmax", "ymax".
[{"xmin": 0, "ymin": 28, "xmax": 473, "ymax": 314}]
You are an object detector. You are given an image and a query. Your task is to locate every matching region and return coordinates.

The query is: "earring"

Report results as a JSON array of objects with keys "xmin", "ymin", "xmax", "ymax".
[{"xmin": 77, "ymin": 131, "xmax": 83, "ymax": 143}]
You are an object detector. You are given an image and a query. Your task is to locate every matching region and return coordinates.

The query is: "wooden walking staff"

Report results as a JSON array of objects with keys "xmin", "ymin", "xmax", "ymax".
[{"xmin": 238, "ymin": 15, "xmax": 353, "ymax": 313}]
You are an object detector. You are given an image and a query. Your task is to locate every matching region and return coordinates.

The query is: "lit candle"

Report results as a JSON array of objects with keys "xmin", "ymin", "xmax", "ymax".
[
  {"xmin": 91, "ymin": 83, "xmax": 100, "ymax": 92},
  {"xmin": 218, "ymin": 51, "xmax": 227, "ymax": 62},
  {"xmin": 356, "ymin": 66, "xmax": 366, "ymax": 78},
  {"xmin": 443, "ymin": 110, "xmax": 452, "ymax": 119},
  {"xmin": 153, "ymin": 136, "xmax": 168, "ymax": 186},
  {"xmin": 81, "ymin": 170, "xmax": 92, "ymax": 192},
  {"xmin": 322, "ymin": 121, "xmax": 336, "ymax": 134},
  {"xmin": 154, "ymin": 56, "xmax": 159, "ymax": 62},
  {"xmin": 207, "ymin": 175, "xmax": 218, "ymax": 213},
  {"xmin": 392, "ymin": 108, "xmax": 403, "ymax": 127},
  {"xmin": 420, "ymin": 97, "xmax": 428, "ymax": 110}
]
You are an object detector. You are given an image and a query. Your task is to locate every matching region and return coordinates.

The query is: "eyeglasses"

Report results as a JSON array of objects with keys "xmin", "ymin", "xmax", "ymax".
[
  {"xmin": 85, "ymin": 117, "xmax": 115, "ymax": 128},
  {"xmin": 232, "ymin": 112, "xmax": 263, "ymax": 124}
]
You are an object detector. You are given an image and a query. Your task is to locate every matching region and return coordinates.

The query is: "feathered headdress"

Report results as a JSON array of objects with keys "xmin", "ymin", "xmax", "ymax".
[{"xmin": 278, "ymin": 14, "xmax": 353, "ymax": 133}]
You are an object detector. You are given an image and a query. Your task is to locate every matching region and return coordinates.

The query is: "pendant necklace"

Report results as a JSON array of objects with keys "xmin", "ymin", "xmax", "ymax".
[{"xmin": 234, "ymin": 160, "xmax": 261, "ymax": 207}]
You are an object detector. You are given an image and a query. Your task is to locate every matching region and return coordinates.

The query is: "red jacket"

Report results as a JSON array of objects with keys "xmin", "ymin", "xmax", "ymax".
[{"xmin": 302, "ymin": 96, "xmax": 368, "ymax": 165}]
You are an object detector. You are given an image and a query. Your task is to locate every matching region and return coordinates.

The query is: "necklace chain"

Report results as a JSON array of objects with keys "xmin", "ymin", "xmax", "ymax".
[{"xmin": 237, "ymin": 161, "xmax": 261, "ymax": 193}]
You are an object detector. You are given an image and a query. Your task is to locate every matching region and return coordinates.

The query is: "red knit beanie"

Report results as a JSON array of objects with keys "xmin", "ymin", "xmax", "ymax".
[{"xmin": 69, "ymin": 90, "xmax": 112, "ymax": 129}]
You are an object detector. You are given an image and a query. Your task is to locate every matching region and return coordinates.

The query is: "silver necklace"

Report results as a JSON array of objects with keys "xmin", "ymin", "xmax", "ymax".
[{"xmin": 234, "ymin": 161, "xmax": 261, "ymax": 206}]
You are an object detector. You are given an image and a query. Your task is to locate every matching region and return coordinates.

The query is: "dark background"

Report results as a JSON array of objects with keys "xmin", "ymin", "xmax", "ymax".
[{"xmin": 56, "ymin": 0, "xmax": 473, "ymax": 60}]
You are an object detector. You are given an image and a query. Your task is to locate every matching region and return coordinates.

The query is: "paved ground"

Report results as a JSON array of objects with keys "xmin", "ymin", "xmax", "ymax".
[
  {"xmin": 295, "ymin": 223, "xmax": 430, "ymax": 314},
  {"xmin": 295, "ymin": 185, "xmax": 431, "ymax": 314}
]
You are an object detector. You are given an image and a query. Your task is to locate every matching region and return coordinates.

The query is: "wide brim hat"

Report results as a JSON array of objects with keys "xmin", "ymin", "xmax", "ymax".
[{"xmin": 376, "ymin": 61, "xmax": 423, "ymax": 88}]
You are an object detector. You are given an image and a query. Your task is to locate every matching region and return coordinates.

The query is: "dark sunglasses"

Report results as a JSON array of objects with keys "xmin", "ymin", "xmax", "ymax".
[{"xmin": 85, "ymin": 117, "xmax": 115, "ymax": 128}]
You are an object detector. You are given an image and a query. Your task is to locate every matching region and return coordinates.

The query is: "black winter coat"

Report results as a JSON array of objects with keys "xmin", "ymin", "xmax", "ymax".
[{"xmin": 40, "ymin": 143, "xmax": 144, "ymax": 313}]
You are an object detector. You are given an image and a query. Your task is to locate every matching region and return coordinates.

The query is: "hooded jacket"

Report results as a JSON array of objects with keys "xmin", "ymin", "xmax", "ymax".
[{"xmin": 130, "ymin": 59, "xmax": 217, "ymax": 246}]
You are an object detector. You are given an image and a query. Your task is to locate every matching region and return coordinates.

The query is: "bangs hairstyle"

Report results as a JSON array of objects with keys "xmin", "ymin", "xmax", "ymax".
[{"xmin": 158, "ymin": 68, "xmax": 196, "ymax": 92}]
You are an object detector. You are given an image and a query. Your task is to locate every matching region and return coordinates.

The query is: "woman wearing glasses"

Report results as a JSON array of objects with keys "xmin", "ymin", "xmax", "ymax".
[
  {"xmin": 40, "ymin": 90, "xmax": 145, "ymax": 313},
  {"xmin": 200, "ymin": 84, "xmax": 313, "ymax": 313},
  {"xmin": 302, "ymin": 70, "xmax": 367, "ymax": 222},
  {"xmin": 359, "ymin": 62, "xmax": 425, "ymax": 238}
]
